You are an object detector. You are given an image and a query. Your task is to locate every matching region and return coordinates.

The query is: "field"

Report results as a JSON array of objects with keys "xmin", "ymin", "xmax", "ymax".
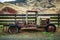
[{"xmin": 0, "ymin": 27, "xmax": 60, "ymax": 40}]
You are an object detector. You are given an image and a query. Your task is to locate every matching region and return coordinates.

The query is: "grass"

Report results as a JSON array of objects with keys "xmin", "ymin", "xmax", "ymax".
[
  {"xmin": 0, "ymin": 31, "xmax": 58, "ymax": 40},
  {"xmin": 0, "ymin": 27, "xmax": 60, "ymax": 40}
]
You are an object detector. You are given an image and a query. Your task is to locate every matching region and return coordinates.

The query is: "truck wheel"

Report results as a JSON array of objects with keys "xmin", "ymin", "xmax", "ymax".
[
  {"xmin": 45, "ymin": 24, "xmax": 56, "ymax": 32},
  {"xmin": 8, "ymin": 26, "xmax": 18, "ymax": 34}
]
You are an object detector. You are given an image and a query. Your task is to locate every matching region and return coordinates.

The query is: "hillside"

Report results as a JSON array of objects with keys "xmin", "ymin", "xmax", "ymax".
[{"xmin": 0, "ymin": 0, "xmax": 60, "ymax": 14}]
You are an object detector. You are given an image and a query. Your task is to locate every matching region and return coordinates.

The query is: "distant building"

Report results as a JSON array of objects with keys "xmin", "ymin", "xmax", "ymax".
[{"xmin": 2, "ymin": 7, "xmax": 17, "ymax": 14}]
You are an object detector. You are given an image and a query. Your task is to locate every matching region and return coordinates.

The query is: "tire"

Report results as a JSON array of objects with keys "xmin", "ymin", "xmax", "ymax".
[
  {"xmin": 45, "ymin": 24, "xmax": 56, "ymax": 32},
  {"xmin": 8, "ymin": 26, "xmax": 18, "ymax": 34}
]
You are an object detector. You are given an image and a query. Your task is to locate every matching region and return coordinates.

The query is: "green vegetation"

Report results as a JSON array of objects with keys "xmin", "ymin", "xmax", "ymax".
[
  {"xmin": 0, "ymin": 22, "xmax": 9, "ymax": 25},
  {"xmin": 0, "ymin": 22, "xmax": 15, "ymax": 25},
  {"xmin": 50, "ymin": 17, "xmax": 58, "ymax": 19}
]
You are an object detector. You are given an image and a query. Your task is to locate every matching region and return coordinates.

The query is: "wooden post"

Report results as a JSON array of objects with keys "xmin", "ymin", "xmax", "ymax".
[
  {"xmin": 26, "ymin": 12, "xmax": 28, "ymax": 24},
  {"xmin": 58, "ymin": 10, "xmax": 60, "ymax": 28},
  {"xmin": 35, "ymin": 11, "xmax": 38, "ymax": 24},
  {"xmin": 15, "ymin": 14, "xmax": 16, "ymax": 24}
]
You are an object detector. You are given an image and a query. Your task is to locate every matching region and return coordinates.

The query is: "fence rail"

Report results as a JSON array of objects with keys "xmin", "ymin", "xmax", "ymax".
[{"xmin": 0, "ymin": 14, "xmax": 60, "ymax": 27}]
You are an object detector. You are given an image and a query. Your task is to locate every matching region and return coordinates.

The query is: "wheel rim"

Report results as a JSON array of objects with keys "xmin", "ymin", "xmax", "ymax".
[
  {"xmin": 48, "ymin": 26, "xmax": 54, "ymax": 32},
  {"xmin": 9, "ymin": 27, "xmax": 18, "ymax": 33}
]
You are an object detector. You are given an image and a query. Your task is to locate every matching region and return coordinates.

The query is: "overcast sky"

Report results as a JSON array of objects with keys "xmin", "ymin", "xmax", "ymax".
[{"xmin": 0, "ymin": 0, "xmax": 16, "ymax": 2}]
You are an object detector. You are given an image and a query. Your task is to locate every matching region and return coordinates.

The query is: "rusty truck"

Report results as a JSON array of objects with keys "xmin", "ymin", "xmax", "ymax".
[{"xmin": 7, "ymin": 10, "xmax": 56, "ymax": 33}]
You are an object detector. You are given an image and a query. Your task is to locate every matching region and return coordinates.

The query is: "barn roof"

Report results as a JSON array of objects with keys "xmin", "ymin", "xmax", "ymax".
[{"xmin": 2, "ymin": 7, "xmax": 17, "ymax": 14}]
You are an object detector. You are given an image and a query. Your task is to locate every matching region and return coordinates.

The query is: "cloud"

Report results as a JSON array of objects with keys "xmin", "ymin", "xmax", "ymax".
[
  {"xmin": 4, "ymin": 0, "xmax": 16, "ymax": 1},
  {"xmin": 0, "ymin": 0, "xmax": 16, "ymax": 2},
  {"xmin": 0, "ymin": 0, "xmax": 4, "ymax": 2}
]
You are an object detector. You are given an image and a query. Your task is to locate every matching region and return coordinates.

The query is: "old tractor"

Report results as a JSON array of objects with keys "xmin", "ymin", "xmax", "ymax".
[{"xmin": 8, "ymin": 10, "xmax": 56, "ymax": 33}]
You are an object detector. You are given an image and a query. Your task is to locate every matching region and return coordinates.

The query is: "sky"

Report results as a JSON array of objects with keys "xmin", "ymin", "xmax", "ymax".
[{"xmin": 0, "ymin": 0, "xmax": 16, "ymax": 2}]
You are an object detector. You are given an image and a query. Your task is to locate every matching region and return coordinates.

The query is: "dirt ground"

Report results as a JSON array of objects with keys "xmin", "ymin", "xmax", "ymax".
[{"xmin": 0, "ymin": 28, "xmax": 60, "ymax": 40}]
